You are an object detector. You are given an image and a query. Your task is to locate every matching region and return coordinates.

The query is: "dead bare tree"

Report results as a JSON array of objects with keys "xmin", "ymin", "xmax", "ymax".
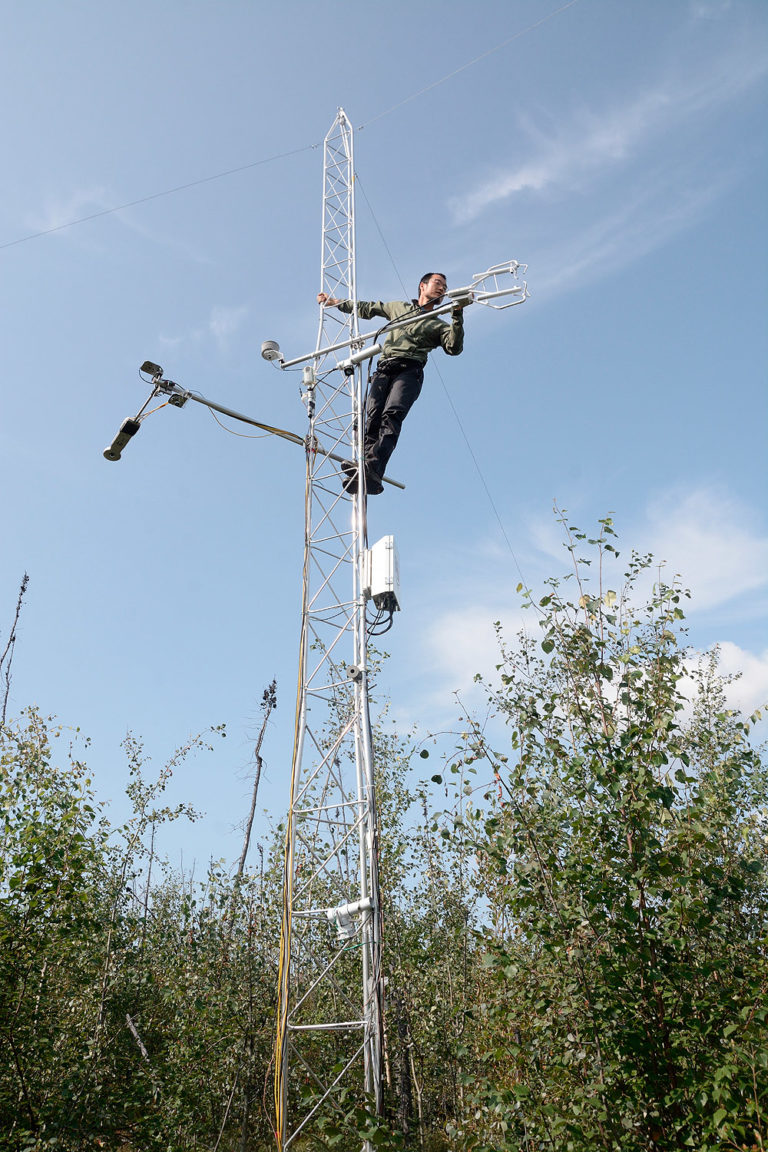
[
  {"xmin": 1, "ymin": 574, "xmax": 29, "ymax": 725},
  {"xmin": 236, "ymin": 679, "xmax": 277, "ymax": 880}
]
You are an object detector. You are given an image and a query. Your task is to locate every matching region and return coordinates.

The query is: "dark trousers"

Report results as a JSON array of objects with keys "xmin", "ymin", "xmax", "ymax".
[{"xmin": 365, "ymin": 359, "xmax": 424, "ymax": 478}]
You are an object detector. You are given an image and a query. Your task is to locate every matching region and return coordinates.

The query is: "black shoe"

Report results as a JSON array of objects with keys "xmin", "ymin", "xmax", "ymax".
[
  {"xmin": 365, "ymin": 466, "xmax": 384, "ymax": 496},
  {"xmin": 341, "ymin": 460, "xmax": 359, "ymax": 494}
]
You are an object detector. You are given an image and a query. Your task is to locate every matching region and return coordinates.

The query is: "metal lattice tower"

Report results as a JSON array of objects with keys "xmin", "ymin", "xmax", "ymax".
[
  {"xmin": 274, "ymin": 108, "xmax": 383, "ymax": 1151},
  {"xmin": 99, "ymin": 107, "xmax": 529, "ymax": 1152}
]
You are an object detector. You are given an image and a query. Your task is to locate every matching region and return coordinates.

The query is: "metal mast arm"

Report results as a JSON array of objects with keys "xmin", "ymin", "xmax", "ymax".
[{"xmin": 266, "ymin": 260, "xmax": 529, "ymax": 369}]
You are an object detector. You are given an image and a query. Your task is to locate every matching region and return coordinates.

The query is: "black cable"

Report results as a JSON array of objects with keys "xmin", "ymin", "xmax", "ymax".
[
  {"xmin": 1, "ymin": 142, "xmax": 319, "ymax": 251},
  {"xmin": 357, "ymin": 0, "xmax": 580, "ymax": 130},
  {"xmin": 4, "ymin": 4, "xmax": 580, "ymax": 255},
  {"xmin": 356, "ymin": 177, "xmax": 541, "ymax": 612},
  {"xmin": 366, "ymin": 605, "xmax": 394, "ymax": 636},
  {"xmin": 355, "ymin": 175, "xmax": 409, "ymax": 296}
]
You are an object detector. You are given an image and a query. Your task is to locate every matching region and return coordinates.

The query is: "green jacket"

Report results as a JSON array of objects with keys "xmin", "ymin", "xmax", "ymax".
[{"xmin": 336, "ymin": 299, "xmax": 464, "ymax": 365}]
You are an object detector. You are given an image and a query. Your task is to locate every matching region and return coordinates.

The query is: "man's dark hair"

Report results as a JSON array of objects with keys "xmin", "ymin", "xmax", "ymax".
[{"xmin": 419, "ymin": 272, "xmax": 447, "ymax": 290}]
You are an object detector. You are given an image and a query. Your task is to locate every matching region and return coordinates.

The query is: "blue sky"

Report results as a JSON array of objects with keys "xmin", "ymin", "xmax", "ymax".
[{"xmin": 1, "ymin": 0, "xmax": 766, "ymax": 867}]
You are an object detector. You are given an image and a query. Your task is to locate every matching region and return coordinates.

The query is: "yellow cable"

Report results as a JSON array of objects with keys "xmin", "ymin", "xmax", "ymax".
[
  {"xmin": 274, "ymin": 443, "xmax": 313, "ymax": 1147},
  {"xmin": 206, "ymin": 407, "xmax": 271, "ymax": 439}
]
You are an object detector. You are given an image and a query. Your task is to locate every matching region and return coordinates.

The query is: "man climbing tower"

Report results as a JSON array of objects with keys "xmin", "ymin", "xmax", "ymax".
[{"xmin": 317, "ymin": 273, "xmax": 472, "ymax": 494}]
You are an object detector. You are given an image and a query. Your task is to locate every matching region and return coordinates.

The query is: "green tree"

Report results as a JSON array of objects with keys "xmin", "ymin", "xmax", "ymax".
[
  {"xmin": 0, "ymin": 708, "xmax": 113, "ymax": 1148},
  {"xmin": 448, "ymin": 516, "xmax": 767, "ymax": 1151},
  {"xmin": 0, "ymin": 709, "xmax": 242, "ymax": 1151},
  {"xmin": 379, "ymin": 733, "xmax": 479, "ymax": 1151}
]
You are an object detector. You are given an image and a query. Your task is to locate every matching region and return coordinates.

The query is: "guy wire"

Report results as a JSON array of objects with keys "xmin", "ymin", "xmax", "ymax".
[
  {"xmin": 355, "ymin": 173, "xmax": 538, "ymax": 608},
  {"xmin": 4, "ymin": 3, "xmax": 579, "ymax": 252}
]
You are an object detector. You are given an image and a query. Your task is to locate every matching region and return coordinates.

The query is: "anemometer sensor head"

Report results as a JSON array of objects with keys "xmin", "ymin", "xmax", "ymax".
[
  {"xmin": 261, "ymin": 341, "xmax": 284, "ymax": 363},
  {"xmin": 103, "ymin": 417, "xmax": 141, "ymax": 462}
]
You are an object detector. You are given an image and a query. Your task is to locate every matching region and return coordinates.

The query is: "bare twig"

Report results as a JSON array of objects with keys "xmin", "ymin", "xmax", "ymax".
[
  {"xmin": 125, "ymin": 1013, "xmax": 151, "ymax": 1064},
  {"xmin": 1, "ymin": 574, "xmax": 30, "ymax": 725},
  {"xmin": 213, "ymin": 1076, "xmax": 239, "ymax": 1152},
  {"xmin": 236, "ymin": 680, "xmax": 277, "ymax": 880}
]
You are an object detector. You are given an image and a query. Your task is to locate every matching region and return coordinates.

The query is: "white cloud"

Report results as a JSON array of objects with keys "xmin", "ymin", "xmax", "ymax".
[
  {"xmin": 507, "ymin": 488, "xmax": 768, "ymax": 617},
  {"xmin": 415, "ymin": 537, "xmax": 541, "ymax": 695},
  {"xmin": 391, "ymin": 587, "xmax": 532, "ymax": 729},
  {"xmin": 533, "ymin": 170, "xmax": 728, "ymax": 297},
  {"xmin": 527, "ymin": 509, "xmax": 570, "ymax": 564},
  {"xmin": 525, "ymin": 486, "xmax": 768, "ymax": 617},
  {"xmin": 714, "ymin": 641, "xmax": 768, "ymax": 718},
  {"xmin": 643, "ymin": 487, "xmax": 768, "ymax": 610},
  {"xmin": 26, "ymin": 186, "xmax": 109, "ymax": 234},
  {"xmin": 396, "ymin": 489, "xmax": 767, "ymax": 732},
  {"xmin": 689, "ymin": 0, "xmax": 733, "ymax": 19},
  {"xmin": 157, "ymin": 303, "xmax": 250, "ymax": 353},
  {"xmin": 451, "ymin": 88, "xmax": 671, "ymax": 223},
  {"xmin": 425, "ymin": 606, "xmax": 511, "ymax": 688},
  {"xmin": 209, "ymin": 304, "xmax": 249, "ymax": 348},
  {"xmin": 678, "ymin": 642, "xmax": 768, "ymax": 734},
  {"xmin": 450, "ymin": 36, "xmax": 767, "ymax": 224},
  {"xmin": 24, "ymin": 185, "xmax": 211, "ymax": 263}
]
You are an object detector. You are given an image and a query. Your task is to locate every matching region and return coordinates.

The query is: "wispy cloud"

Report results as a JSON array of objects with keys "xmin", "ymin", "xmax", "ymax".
[
  {"xmin": 424, "ymin": 604, "xmax": 524, "ymax": 687},
  {"xmin": 25, "ymin": 186, "xmax": 110, "ymax": 235},
  {"xmin": 209, "ymin": 304, "xmax": 249, "ymax": 349},
  {"xmin": 689, "ymin": 0, "xmax": 733, "ymax": 19},
  {"xmin": 451, "ymin": 89, "xmax": 670, "ymax": 223},
  {"xmin": 533, "ymin": 169, "xmax": 728, "ymax": 296},
  {"xmin": 24, "ymin": 184, "xmax": 211, "ymax": 263},
  {"xmin": 158, "ymin": 302, "xmax": 251, "ymax": 354},
  {"xmin": 643, "ymin": 487, "xmax": 768, "ymax": 610},
  {"xmin": 710, "ymin": 641, "xmax": 768, "ymax": 717},
  {"xmin": 450, "ymin": 34, "xmax": 767, "ymax": 224},
  {"xmin": 397, "ymin": 487, "xmax": 767, "ymax": 728},
  {"xmin": 529, "ymin": 487, "xmax": 768, "ymax": 614},
  {"xmin": 392, "ymin": 599, "xmax": 527, "ymax": 732}
]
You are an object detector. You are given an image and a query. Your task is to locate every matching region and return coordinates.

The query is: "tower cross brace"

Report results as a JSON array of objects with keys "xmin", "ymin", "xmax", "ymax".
[{"xmin": 274, "ymin": 108, "xmax": 384, "ymax": 1152}]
